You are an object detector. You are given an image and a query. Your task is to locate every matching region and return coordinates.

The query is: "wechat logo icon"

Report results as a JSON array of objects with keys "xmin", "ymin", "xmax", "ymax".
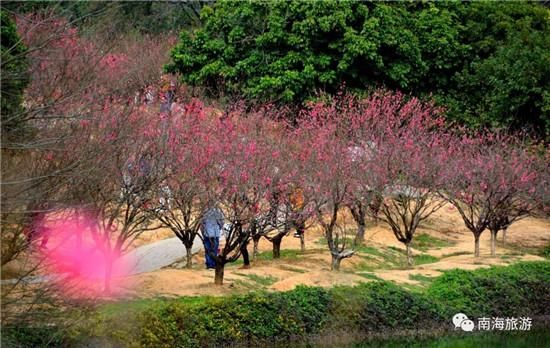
[{"xmin": 453, "ymin": 313, "xmax": 475, "ymax": 332}]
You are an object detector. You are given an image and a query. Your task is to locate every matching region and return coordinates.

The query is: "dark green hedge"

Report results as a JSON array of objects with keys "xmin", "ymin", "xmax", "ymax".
[
  {"xmin": 140, "ymin": 286, "xmax": 330, "ymax": 347},
  {"xmin": 138, "ymin": 262, "xmax": 550, "ymax": 347},
  {"xmin": 3, "ymin": 262, "xmax": 549, "ymax": 347},
  {"xmin": 0, "ymin": 326, "xmax": 65, "ymax": 348},
  {"xmin": 427, "ymin": 261, "xmax": 550, "ymax": 318}
]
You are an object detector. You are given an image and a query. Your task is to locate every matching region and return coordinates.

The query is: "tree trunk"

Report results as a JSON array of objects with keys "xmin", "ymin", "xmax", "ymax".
[
  {"xmin": 474, "ymin": 234, "xmax": 480, "ymax": 257},
  {"xmin": 253, "ymin": 238, "xmax": 260, "ymax": 262},
  {"xmin": 272, "ymin": 235, "xmax": 283, "ymax": 259},
  {"xmin": 295, "ymin": 219, "xmax": 306, "ymax": 252},
  {"xmin": 490, "ymin": 229, "xmax": 498, "ymax": 257},
  {"xmin": 241, "ymin": 242, "xmax": 250, "ymax": 267},
  {"xmin": 502, "ymin": 228, "xmax": 507, "ymax": 243},
  {"xmin": 406, "ymin": 242, "xmax": 414, "ymax": 268},
  {"xmin": 214, "ymin": 262, "xmax": 225, "ymax": 285},
  {"xmin": 104, "ymin": 258, "xmax": 112, "ymax": 294},
  {"xmin": 355, "ymin": 223, "xmax": 366, "ymax": 246},
  {"xmin": 185, "ymin": 246, "xmax": 193, "ymax": 269},
  {"xmin": 331, "ymin": 254, "xmax": 342, "ymax": 271}
]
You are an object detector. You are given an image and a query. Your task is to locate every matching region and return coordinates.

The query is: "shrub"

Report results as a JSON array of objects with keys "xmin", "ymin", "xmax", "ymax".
[
  {"xmin": 139, "ymin": 286, "xmax": 331, "ymax": 347},
  {"xmin": 427, "ymin": 261, "xmax": 550, "ymax": 317},
  {"xmin": 56, "ymin": 262, "xmax": 550, "ymax": 347},
  {"xmin": 358, "ymin": 282, "xmax": 445, "ymax": 331},
  {"xmin": 1, "ymin": 326, "xmax": 65, "ymax": 348}
]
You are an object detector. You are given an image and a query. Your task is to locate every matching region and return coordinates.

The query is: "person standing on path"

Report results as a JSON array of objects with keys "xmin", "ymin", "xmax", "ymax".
[{"xmin": 201, "ymin": 205, "xmax": 224, "ymax": 269}]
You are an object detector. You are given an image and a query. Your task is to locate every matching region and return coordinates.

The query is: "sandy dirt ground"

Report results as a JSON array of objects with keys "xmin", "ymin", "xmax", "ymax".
[{"xmin": 116, "ymin": 206, "xmax": 549, "ymax": 298}]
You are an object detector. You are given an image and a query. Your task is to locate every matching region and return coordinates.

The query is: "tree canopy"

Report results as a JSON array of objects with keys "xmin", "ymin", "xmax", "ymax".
[{"xmin": 167, "ymin": 1, "xmax": 549, "ymax": 137}]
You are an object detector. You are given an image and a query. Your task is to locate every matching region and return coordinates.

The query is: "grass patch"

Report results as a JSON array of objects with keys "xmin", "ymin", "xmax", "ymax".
[
  {"xmin": 256, "ymin": 249, "xmax": 302, "ymax": 261},
  {"xmin": 354, "ymin": 245, "xmax": 439, "ymax": 271},
  {"xmin": 355, "ymin": 272, "xmax": 381, "ymax": 281},
  {"xmin": 500, "ymin": 242, "xmax": 548, "ymax": 258},
  {"xmin": 356, "ymin": 245, "xmax": 386, "ymax": 257},
  {"xmin": 387, "ymin": 246, "xmax": 403, "ymax": 253},
  {"xmin": 229, "ymin": 248, "xmax": 305, "ymax": 267},
  {"xmin": 98, "ymin": 298, "xmax": 167, "ymax": 317},
  {"xmin": 441, "ymin": 251, "xmax": 471, "ymax": 258},
  {"xmin": 316, "ymin": 236, "xmax": 356, "ymax": 247},
  {"xmin": 278, "ymin": 265, "xmax": 307, "ymax": 273},
  {"xmin": 500, "ymin": 254, "xmax": 520, "ymax": 260},
  {"xmin": 408, "ymin": 273, "xmax": 436, "ymax": 287},
  {"xmin": 98, "ymin": 295, "xmax": 212, "ymax": 316},
  {"xmin": 413, "ymin": 233, "xmax": 454, "ymax": 251},
  {"xmin": 415, "ymin": 254, "xmax": 439, "ymax": 266},
  {"xmin": 229, "ymin": 278, "xmax": 257, "ymax": 290},
  {"xmin": 541, "ymin": 243, "xmax": 550, "ymax": 259},
  {"xmin": 236, "ymin": 273, "xmax": 278, "ymax": 287}
]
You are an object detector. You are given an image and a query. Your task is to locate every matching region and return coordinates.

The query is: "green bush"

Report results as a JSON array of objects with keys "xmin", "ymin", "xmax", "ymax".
[
  {"xmin": 140, "ymin": 286, "xmax": 331, "ymax": 347},
  {"xmin": 135, "ymin": 262, "xmax": 549, "ymax": 347},
  {"xmin": 15, "ymin": 262, "xmax": 547, "ymax": 347},
  {"xmin": 358, "ymin": 282, "xmax": 445, "ymax": 331},
  {"xmin": 427, "ymin": 261, "xmax": 550, "ymax": 317},
  {"xmin": 328, "ymin": 281, "xmax": 446, "ymax": 334},
  {"xmin": 1, "ymin": 326, "xmax": 65, "ymax": 348}
]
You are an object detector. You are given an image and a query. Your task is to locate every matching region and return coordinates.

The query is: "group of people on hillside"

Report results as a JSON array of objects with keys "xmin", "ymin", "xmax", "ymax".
[{"xmin": 135, "ymin": 76, "xmax": 177, "ymax": 111}]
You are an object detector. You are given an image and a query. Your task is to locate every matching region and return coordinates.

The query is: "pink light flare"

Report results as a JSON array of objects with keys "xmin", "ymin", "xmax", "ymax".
[{"xmin": 36, "ymin": 214, "xmax": 131, "ymax": 299}]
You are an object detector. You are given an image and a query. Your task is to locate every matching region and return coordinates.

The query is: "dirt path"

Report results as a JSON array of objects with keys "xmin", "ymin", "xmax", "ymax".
[
  {"xmin": 123, "ymin": 236, "xmax": 205, "ymax": 275},
  {"xmin": 118, "ymin": 208, "xmax": 549, "ymax": 298}
]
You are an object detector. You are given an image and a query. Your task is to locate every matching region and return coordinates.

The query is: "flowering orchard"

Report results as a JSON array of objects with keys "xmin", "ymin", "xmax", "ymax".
[
  {"xmin": 442, "ymin": 133, "xmax": 546, "ymax": 257},
  {"xmin": 27, "ymin": 90, "xmax": 548, "ymax": 288},
  {"xmin": 63, "ymin": 92, "xmax": 545, "ymax": 287}
]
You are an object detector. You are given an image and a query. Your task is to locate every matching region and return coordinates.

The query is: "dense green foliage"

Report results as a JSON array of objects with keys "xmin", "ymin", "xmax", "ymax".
[
  {"xmin": 136, "ymin": 262, "xmax": 548, "ymax": 347},
  {"xmin": 15, "ymin": 261, "xmax": 538, "ymax": 348},
  {"xmin": 427, "ymin": 261, "xmax": 550, "ymax": 317},
  {"xmin": 168, "ymin": 1, "xmax": 549, "ymax": 137},
  {"xmin": 444, "ymin": 2, "xmax": 550, "ymax": 136},
  {"xmin": 0, "ymin": 326, "xmax": 65, "ymax": 348},
  {"xmin": 137, "ymin": 262, "xmax": 550, "ymax": 346},
  {"xmin": 4, "ymin": 262, "xmax": 549, "ymax": 347},
  {"xmin": 1, "ymin": 11, "xmax": 28, "ymax": 135},
  {"xmin": 139, "ymin": 286, "xmax": 330, "ymax": 347},
  {"xmin": 354, "ymin": 330, "xmax": 550, "ymax": 348}
]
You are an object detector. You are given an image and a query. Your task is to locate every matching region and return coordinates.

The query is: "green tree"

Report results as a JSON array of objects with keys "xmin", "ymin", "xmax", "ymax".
[
  {"xmin": 168, "ymin": 1, "xmax": 549, "ymax": 137},
  {"xmin": 444, "ymin": 2, "xmax": 550, "ymax": 136},
  {"xmin": 167, "ymin": 1, "xmax": 466, "ymax": 104},
  {"xmin": 1, "ymin": 11, "xmax": 29, "ymax": 135}
]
